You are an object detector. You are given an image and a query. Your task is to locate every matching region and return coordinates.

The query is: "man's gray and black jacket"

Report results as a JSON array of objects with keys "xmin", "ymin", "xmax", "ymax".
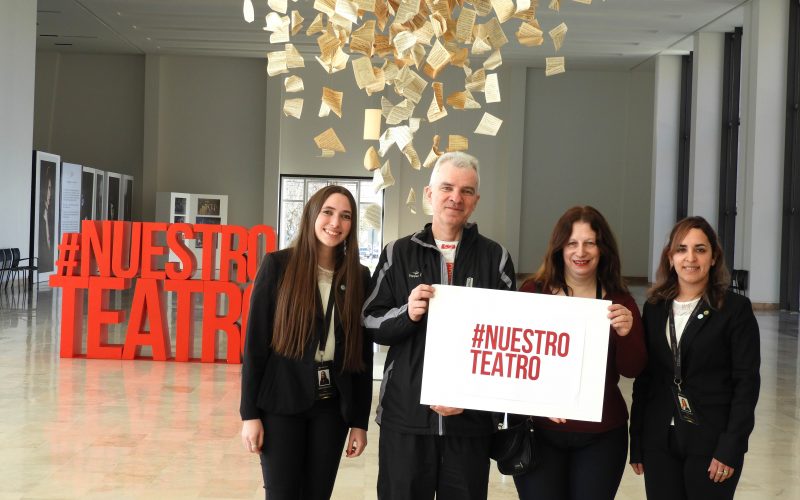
[{"xmin": 362, "ymin": 222, "xmax": 516, "ymax": 436}]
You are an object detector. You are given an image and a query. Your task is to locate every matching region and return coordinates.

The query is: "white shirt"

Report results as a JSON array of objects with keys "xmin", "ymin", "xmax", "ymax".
[
  {"xmin": 316, "ymin": 266, "xmax": 336, "ymax": 362},
  {"xmin": 435, "ymin": 239, "xmax": 458, "ymax": 284},
  {"xmin": 667, "ymin": 296, "xmax": 700, "ymax": 425}
]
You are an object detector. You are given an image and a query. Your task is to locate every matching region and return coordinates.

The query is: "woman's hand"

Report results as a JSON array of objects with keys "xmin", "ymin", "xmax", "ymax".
[
  {"xmin": 548, "ymin": 417, "xmax": 567, "ymax": 424},
  {"xmin": 608, "ymin": 304, "xmax": 633, "ymax": 337},
  {"xmin": 241, "ymin": 419, "xmax": 264, "ymax": 454},
  {"xmin": 630, "ymin": 463, "xmax": 644, "ymax": 475},
  {"xmin": 345, "ymin": 428, "xmax": 367, "ymax": 458},
  {"xmin": 708, "ymin": 457, "xmax": 735, "ymax": 483}
]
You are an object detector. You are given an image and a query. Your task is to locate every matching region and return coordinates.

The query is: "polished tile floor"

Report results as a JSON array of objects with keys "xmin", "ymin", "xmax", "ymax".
[{"xmin": 0, "ymin": 284, "xmax": 797, "ymax": 499}]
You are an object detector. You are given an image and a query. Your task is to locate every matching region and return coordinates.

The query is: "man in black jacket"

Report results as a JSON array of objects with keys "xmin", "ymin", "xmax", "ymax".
[{"xmin": 363, "ymin": 152, "xmax": 516, "ymax": 500}]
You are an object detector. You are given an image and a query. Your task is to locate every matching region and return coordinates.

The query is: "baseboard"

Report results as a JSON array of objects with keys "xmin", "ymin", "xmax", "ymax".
[{"xmin": 751, "ymin": 302, "xmax": 779, "ymax": 311}]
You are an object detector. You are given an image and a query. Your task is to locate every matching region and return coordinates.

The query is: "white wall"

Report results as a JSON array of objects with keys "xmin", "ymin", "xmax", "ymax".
[
  {"xmin": 739, "ymin": 0, "xmax": 789, "ymax": 304},
  {"xmin": 33, "ymin": 52, "xmax": 145, "ymax": 218},
  {"xmin": 649, "ymin": 55, "xmax": 682, "ymax": 280},
  {"xmin": 0, "ymin": 0, "xmax": 36, "ymax": 252},
  {"xmin": 689, "ymin": 32, "xmax": 725, "ymax": 226},
  {"xmin": 519, "ymin": 68, "xmax": 654, "ymax": 277}
]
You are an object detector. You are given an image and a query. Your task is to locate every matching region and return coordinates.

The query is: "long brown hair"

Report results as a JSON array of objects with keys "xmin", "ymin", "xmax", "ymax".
[
  {"xmin": 525, "ymin": 206, "xmax": 627, "ymax": 295},
  {"xmin": 648, "ymin": 216, "xmax": 729, "ymax": 309},
  {"xmin": 272, "ymin": 185, "xmax": 366, "ymax": 372}
]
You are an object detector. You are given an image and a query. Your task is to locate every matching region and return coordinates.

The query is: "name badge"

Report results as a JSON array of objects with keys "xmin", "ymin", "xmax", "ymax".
[
  {"xmin": 315, "ymin": 361, "xmax": 336, "ymax": 400},
  {"xmin": 671, "ymin": 386, "xmax": 700, "ymax": 425}
]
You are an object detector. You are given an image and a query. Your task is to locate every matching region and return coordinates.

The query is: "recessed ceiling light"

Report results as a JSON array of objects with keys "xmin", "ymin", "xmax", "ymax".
[
  {"xmin": 132, "ymin": 25, "xmax": 138, "ymax": 29},
  {"xmin": 146, "ymin": 37, "xmax": 152, "ymax": 41}
]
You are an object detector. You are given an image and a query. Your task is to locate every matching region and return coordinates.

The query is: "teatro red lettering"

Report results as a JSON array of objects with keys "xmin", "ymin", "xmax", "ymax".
[{"xmin": 49, "ymin": 220, "xmax": 277, "ymax": 364}]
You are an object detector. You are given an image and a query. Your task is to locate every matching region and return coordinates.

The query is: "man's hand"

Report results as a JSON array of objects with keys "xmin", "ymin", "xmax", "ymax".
[
  {"xmin": 408, "ymin": 284, "xmax": 436, "ymax": 322},
  {"xmin": 430, "ymin": 405, "xmax": 464, "ymax": 416}
]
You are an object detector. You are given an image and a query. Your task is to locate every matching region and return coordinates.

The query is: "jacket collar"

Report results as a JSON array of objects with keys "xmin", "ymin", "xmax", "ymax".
[
  {"xmin": 658, "ymin": 298, "xmax": 713, "ymax": 361},
  {"xmin": 411, "ymin": 222, "xmax": 479, "ymax": 249}
]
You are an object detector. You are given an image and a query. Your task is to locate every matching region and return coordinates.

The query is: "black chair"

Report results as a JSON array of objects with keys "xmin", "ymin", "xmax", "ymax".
[
  {"xmin": 7, "ymin": 249, "xmax": 37, "ymax": 290},
  {"xmin": 0, "ymin": 249, "xmax": 9, "ymax": 289},
  {"xmin": 731, "ymin": 269, "xmax": 749, "ymax": 295}
]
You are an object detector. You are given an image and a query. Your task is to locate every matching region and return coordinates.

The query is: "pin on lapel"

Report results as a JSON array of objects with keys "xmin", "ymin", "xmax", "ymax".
[{"xmin": 697, "ymin": 310, "xmax": 710, "ymax": 320}]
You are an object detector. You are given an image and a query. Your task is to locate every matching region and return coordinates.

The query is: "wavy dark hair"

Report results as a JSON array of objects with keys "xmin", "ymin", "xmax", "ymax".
[
  {"xmin": 272, "ymin": 185, "xmax": 365, "ymax": 372},
  {"xmin": 525, "ymin": 206, "xmax": 627, "ymax": 296},
  {"xmin": 648, "ymin": 216, "xmax": 729, "ymax": 309}
]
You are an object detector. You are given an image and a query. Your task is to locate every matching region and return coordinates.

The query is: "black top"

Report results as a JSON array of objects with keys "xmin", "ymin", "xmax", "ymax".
[
  {"xmin": 240, "ymin": 248, "xmax": 373, "ymax": 429},
  {"xmin": 630, "ymin": 291, "xmax": 760, "ymax": 466}
]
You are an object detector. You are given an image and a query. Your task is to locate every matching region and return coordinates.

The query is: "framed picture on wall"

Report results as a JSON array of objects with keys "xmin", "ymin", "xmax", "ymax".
[
  {"xmin": 105, "ymin": 172, "xmax": 122, "ymax": 220},
  {"xmin": 93, "ymin": 169, "xmax": 105, "ymax": 221},
  {"xmin": 31, "ymin": 151, "xmax": 62, "ymax": 281},
  {"xmin": 122, "ymin": 175, "xmax": 134, "ymax": 221},
  {"xmin": 80, "ymin": 168, "xmax": 95, "ymax": 220},
  {"xmin": 197, "ymin": 198, "xmax": 221, "ymax": 216}
]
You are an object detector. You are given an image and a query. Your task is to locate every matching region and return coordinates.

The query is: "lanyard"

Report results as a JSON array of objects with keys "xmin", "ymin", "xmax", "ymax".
[
  {"xmin": 562, "ymin": 280, "xmax": 603, "ymax": 300},
  {"xmin": 317, "ymin": 282, "xmax": 336, "ymax": 354},
  {"xmin": 667, "ymin": 300, "xmax": 702, "ymax": 390}
]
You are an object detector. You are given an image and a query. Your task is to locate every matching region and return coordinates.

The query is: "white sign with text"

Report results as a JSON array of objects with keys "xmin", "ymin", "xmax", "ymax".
[{"xmin": 420, "ymin": 285, "xmax": 611, "ymax": 422}]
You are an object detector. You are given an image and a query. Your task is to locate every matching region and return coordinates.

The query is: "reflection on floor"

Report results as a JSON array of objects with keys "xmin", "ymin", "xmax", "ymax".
[{"xmin": 0, "ymin": 285, "xmax": 797, "ymax": 499}]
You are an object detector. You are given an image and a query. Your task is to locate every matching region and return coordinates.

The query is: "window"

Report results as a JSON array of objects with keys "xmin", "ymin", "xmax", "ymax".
[{"xmin": 279, "ymin": 175, "xmax": 384, "ymax": 271}]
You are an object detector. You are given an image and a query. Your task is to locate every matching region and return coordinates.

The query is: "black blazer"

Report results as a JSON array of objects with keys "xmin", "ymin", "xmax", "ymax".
[
  {"xmin": 240, "ymin": 249, "xmax": 373, "ymax": 430},
  {"xmin": 630, "ymin": 291, "xmax": 760, "ymax": 466}
]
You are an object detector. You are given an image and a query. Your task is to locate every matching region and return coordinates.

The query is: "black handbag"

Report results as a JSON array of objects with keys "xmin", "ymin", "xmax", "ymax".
[{"xmin": 489, "ymin": 417, "xmax": 536, "ymax": 476}]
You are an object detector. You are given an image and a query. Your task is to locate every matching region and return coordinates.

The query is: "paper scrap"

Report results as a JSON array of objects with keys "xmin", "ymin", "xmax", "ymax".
[
  {"xmin": 465, "ymin": 68, "xmax": 486, "ymax": 92},
  {"xmin": 372, "ymin": 160, "xmax": 395, "ymax": 193},
  {"xmin": 406, "ymin": 188, "xmax": 417, "ymax": 214},
  {"xmin": 549, "ymin": 0, "xmax": 560, "ymax": 11},
  {"xmin": 364, "ymin": 146, "xmax": 381, "ymax": 171},
  {"xmin": 472, "ymin": 0, "xmax": 493, "ymax": 16},
  {"xmin": 446, "ymin": 90, "xmax": 481, "ymax": 109},
  {"xmin": 403, "ymin": 143, "xmax": 422, "ymax": 170},
  {"xmin": 483, "ymin": 50, "xmax": 502, "ymax": 70},
  {"xmin": 350, "ymin": 20, "xmax": 376, "ymax": 56},
  {"xmin": 423, "ymin": 135, "xmax": 442, "ymax": 168},
  {"xmin": 426, "ymin": 81, "xmax": 448, "ymax": 122},
  {"xmin": 549, "ymin": 22, "xmax": 568, "ymax": 51},
  {"xmin": 456, "ymin": 8, "xmax": 477, "ymax": 42},
  {"xmin": 353, "ymin": 57, "xmax": 378, "ymax": 89},
  {"xmin": 290, "ymin": 10, "xmax": 304, "ymax": 35},
  {"xmin": 546, "ymin": 56, "xmax": 566, "ymax": 76},
  {"xmin": 362, "ymin": 203, "xmax": 382, "ymax": 229},
  {"xmin": 474, "ymin": 112, "xmax": 503, "ymax": 135},
  {"xmin": 364, "ymin": 108, "xmax": 382, "ymax": 140},
  {"xmin": 485, "ymin": 73, "xmax": 501, "ymax": 103},
  {"xmin": 447, "ymin": 135, "xmax": 469, "ymax": 152},
  {"xmin": 306, "ymin": 13, "xmax": 325, "ymax": 35},
  {"xmin": 424, "ymin": 40, "xmax": 451, "ymax": 78},
  {"xmin": 491, "ymin": 0, "xmax": 515, "ymax": 23},
  {"xmin": 517, "ymin": 22, "xmax": 544, "ymax": 46},
  {"xmin": 320, "ymin": 87, "xmax": 343, "ymax": 118},
  {"xmin": 314, "ymin": 128, "xmax": 346, "ymax": 153},
  {"xmin": 284, "ymin": 75, "xmax": 304, "ymax": 92},
  {"xmin": 484, "ymin": 18, "xmax": 509, "ymax": 49},
  {"xmin": 283, "ymin": 98, "xmax": 303, "ymax": 119}
]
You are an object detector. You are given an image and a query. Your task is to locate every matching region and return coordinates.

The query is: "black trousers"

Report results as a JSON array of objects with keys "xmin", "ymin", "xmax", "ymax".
[
  {"xmin": 377, "ymin": 426, "xmax": 492, "ymax": 500},
  {"xmin": 641, "ymin": 427, "xmax": 741, "ymax": 500},
  {"xmin": 513, "ymin": 425, "xmax": 628, "ymax": 500},
  {"xmin": 259, "ymin": 398, "xmax": 349, "ymax": 500}
]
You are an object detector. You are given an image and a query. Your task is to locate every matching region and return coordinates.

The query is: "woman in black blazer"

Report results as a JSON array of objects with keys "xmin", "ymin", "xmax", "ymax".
[
  {"xmin": 629, "ymin": 217, "xmax": 760, "ymax": 500},
  {"xmin": 240, "ymin": 185, "xmax": 373, "ymax": 500}
]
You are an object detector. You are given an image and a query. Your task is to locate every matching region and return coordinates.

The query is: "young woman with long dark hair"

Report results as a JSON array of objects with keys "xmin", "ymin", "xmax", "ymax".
[{"xmin": 240, "ymin": 185, "xmax": 373, "ymax": 500}]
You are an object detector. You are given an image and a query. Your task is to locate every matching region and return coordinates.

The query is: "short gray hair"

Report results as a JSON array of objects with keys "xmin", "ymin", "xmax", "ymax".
[{"xmin": 429, "ymin": 152, "xmax": 481, "ymax": 191}]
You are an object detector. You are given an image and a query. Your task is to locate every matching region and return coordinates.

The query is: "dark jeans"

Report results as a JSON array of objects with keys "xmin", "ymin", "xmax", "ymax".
[
  {"xmin": 513, "ymin": 425, "xmax": 628, "ymax": 500},
  {"xmin": 641, "ymin": 427, "xmax": 742, "ymax": 500},
  {"xmin": 377, "ymin": 426, "xmax": 492, "ymax": 500},
  {"xmin": 259, "ymin": 398, "xmax": 349, "ymax": 500}
]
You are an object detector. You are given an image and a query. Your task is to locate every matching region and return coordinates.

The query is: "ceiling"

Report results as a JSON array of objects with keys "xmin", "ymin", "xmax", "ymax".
[{"xmin": 36, "ymin": 0, "xmax": 746, "ymax": 69}]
